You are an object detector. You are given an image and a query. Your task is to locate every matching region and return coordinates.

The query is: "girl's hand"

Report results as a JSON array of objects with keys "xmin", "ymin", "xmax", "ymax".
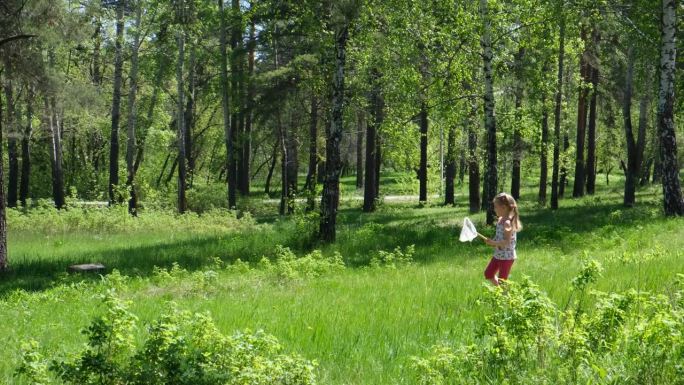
[{"xmin": 484, "ymin": 238, "xmax": 497, "ymax": 247}]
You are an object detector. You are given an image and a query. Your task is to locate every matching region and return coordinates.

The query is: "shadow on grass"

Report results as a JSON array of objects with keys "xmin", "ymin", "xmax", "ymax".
[{"xmin": 0, "ymin": 188, "xmax": 670, "ymax": 296}]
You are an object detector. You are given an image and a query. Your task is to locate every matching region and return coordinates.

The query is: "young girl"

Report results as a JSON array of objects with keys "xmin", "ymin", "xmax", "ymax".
[{"xmin": 483, "ymin": 193, "xmax": 522, "ymax": 286}]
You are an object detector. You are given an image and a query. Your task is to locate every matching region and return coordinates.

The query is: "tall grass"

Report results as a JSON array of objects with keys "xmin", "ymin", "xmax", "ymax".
[{"xmin": 1, "ymin": 176, "xmax": 682, "ymax": 384}]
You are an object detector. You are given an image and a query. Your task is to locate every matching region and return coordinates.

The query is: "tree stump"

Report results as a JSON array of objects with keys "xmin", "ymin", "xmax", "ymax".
[{"xmin": 68, "ymin": 263, "xmax": 106, "ymax": 274}]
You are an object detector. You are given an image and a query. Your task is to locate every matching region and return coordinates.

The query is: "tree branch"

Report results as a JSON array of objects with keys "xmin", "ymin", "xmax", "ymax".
[{"xmin": 0, "ymin": 34, "xmax": 36, "ymax": 48}]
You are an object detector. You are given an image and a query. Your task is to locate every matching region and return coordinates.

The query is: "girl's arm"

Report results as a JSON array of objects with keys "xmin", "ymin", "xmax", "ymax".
[{"xmin": 485, "ymin": 220, "xmax": 513, "ymax": 248}]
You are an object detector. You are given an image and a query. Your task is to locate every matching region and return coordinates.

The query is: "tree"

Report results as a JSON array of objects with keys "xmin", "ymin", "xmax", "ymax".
[
  {"xmin": 175, "ymin": 0, "xmax": 188, "ymax": 214},
  {"xmin": 363, "ymin": 69, "xmax": 382, "ymax": 212},
  {"xmin": 109, "ymin": 0, "xmax": 125, "ymax": 205},
  {"xmin": 3, "ymin": 57, "xmax": 18, "ymax": 208},
  {"xmin": 480, "ymin": 0, "xmax": 498, "ymax": 225},
  {"xmin": 20, "ymin": 85, "xmax": 33, "ymax": 207},
  {"xmin": 551, "ymin": 2, "xmax": 565, "ymax": 210},
  {"xmin": 125, "ymin": 3, "xmax": 142, "ymax": 215},
  {"xmin": 572, "ymin": 26, "xmax": 590, "ymax": 198},
  {"xmin": 0, "ymin": 72, "xmax": 7, "ymax": 270},
  {"xmin": 320, "ymin": 1, "xmax": 358, "ymax": 242},
  {"xmin": 621, "ymin": 47, "xmax": 648, "ymax": 207},
  {"xmin": 219, "ymin": 0, "xmax": 236, "ymax": 209},
  {"xmin": 657, "ymin": 0, "xmax": 683, "ymax": 216}
]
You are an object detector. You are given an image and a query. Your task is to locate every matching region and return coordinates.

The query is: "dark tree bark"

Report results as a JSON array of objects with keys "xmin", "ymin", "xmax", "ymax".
[
  {"xmin": 585, "ymin": 64, "xmax": 599, "ymax": 195},
  {"xmin": 573, "ymin": 27, "xmax": 590, "ymax": 198},
  {"xmin": 230, "ymin": 0, "xmax": 241, "ymax": 203},
  {"xmin": 219, "ymin": 0, "xmax": 236, "ymax": 209},
  {"xmin": 241, "ymin": 12, "xmax": 255, "ymax": 196},
  {"xmin": 0, "ymin": 87, "xmax": 7, "ymax": 270},
  {"xmin": 374, "ymin": 127, "xmax": 381, "ymax": 199},
  {"xmin": 355, "ymin": 111, "xmax": 364, "ymax": 189},
  {"xmin": 511, "ymin": 46, "xmax": 525, "ymax": 201},
  {"xmin": 657, "ymin": 0, "xmax": 682, "ymax": 216},
  {"xmin": 364, "ymin": 71, "xmax": 382, "ymax": 212},
  {"xmin": 108, "ymin": 0, "xmax": 124, "ymax": 205},
  {"xmin": 480, "ymin": 0, "xmax": 498, "ymax": 224},
  {"xmin": 278, "ymin": 111, "xmax": 289, "ymax": 215},
  {"xmin": 305, "ymin": 95, "xmax": 318, "ymax": 211},
  {"xmin": 551, "ymin": 5, "xmax": 565, "ymax": 210},
  {"xmin": 3, "ymin": 58, "xmax": 18, "ymax": 208},
  {"xmin": 176, "ymin": 29, "xmax": 188, "ymax": 214},
  {"xmin": 46, "ymin": 95, "xmax": 65, "ymax": 209},
  {"xmin": 157, "ymin": 153, "xmax": 171, "ymax": 188},
  {"xmin": 125, "ymin": 4, "xmax": 142, "ymax": 215},
  {"xmin": 285, "ymin": 111, "xmax": 298, "ymax": 214},
  {"xmin": 184, "ymin": 43, "xmax": 196, "ymax": 187},
  {"xmin": 20, "ymin": 85, "xmax": 33, "ymax": 207},
  {"xmin": 444, "ymin": 123, "xmax": 456, "ymax": 206},
  {"xmin": 418, "ymin": 101, "xmax": 428, "ymax": 203},
  {"xmin": 320, "ymin": 24, "xmax": 348, "ymax": 243},
  {"xmin": 265, "ymin": 139, "xmax": 278, "ymax": 195},
  {"xmin": 559, "ymin": 131, "xmax": 569, "ymax": 197},
  {"xmin": 539, "ymin": 92, "xmax": 549, "ymax": 206},
  {"xmin": 622, "ymin": 48, "xmax": 648, "ymax": 208}
]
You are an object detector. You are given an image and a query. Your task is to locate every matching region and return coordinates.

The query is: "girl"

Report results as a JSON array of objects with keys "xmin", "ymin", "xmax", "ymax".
[{"xmin": 483, "ymin": 193, "xmax": 522, "ymax": 286}]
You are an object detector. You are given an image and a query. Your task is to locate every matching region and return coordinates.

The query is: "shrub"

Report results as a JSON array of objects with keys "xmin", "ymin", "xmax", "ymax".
[
  {"xmin": 16, "ymin": 293, "xmax": 318, "ymax": 385},
  {"xmin": 410, "ymin": 268, "xmax": 684, "ymax": 385}
]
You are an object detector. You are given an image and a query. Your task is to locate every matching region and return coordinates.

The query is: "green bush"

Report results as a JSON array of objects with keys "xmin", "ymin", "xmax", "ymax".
[
  {"xmin": 410, "ymin": 269, "xmax": 684, "ymax": 385},
  {"xmin": 411, "ymin": 268, "xmax": 684, "ymax": 385},
  {"xmin": 16, "ymin": 292, "xmax": 318, "ymax": 385}
]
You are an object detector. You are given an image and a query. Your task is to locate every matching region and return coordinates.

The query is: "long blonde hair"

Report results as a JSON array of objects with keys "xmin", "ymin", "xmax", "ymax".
[{"xmin": 493, "ymin": 192, "xmax": 522, "ymax": 231}]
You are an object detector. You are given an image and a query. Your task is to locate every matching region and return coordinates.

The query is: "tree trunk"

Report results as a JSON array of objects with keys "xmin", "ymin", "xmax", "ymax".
[
  {"xmin": 176, "ymin": 29, "xmax": 187, "ymax": 214},
  {"xmin": 511, "ymin": 46, "xmax": 525, "ymax": 201},
  {"xmin": 278, "ymin": 114, "xmax": 289, "ymax": 214},
  {"xmin": 0, "ymin": 87, "xmax": 7, "ymax": 270},
  {"xmin": 265, "ymin": 139, "xmax": 278, "ymax": 195},
  {"xmin": 242, "ymin": 13, "xmax": 255, "ymax": 196},
  {"xmin": 364, "ymin": 72, "xmax": 381, "ymax": 212},
  {"xmin": 551, "ymin": 5, "xmax": 565, "ymax": 210},
  {"xmin": 585, "ymin": 64, "xmax": 599, "ymax": 195},
  {"xmin": 125, "ymin": 4, "xmax": 142, "ymax": 215},
  {"xmin": 573, "ymin": 27, "xmax": 590, "ymax": 198},
  {"xmin": 20, "ymin": 85, "xmax": 33, "ymax": 207},
  {"xmin": 229, "ymin": 0, "xmax": 241, "ymax": 205},
  {"xmin": 305, "ymin": 95, "xmax": 318, "ymax": 211},
  {"xmin": 444, "ymin": 123, "xmax": 456, "ymax": 206},
  {"xmin": 157, "ymin": 153, "xmax": 171, "ymax": 188},
  {"xmin": 559, "ymin": 131, "xmax": 569, "ymax": 197},
  {"xmin": 3, "ymin": 58, "xmax": 18, "ymax": 208},
  {"xmin": 320, "ymin": 24, "xmax": 348, "ymax": 243},
  {"xmin": 419, "ymin": 101, "xmax": 428, "ymax": 203},
  {"xmin": 657, "ymin": 0, "xmax": 683, "ymax": 216},
  {"xmin": 109, "ymin": 0, "xmax": 124, "ymax": 205},
  {"xmin": 622, "ymin": 47, "xmax": 637, "ymax": 207},
  {"xmin": 285, "ymin": 111, "xmax": 298, "ymax": 214},
  {"xmin": 539, "ymin": 92, "xmax": 549, "ymax": 206},
  {"xmin": 480, "ymin": 0, "xmax": 498, "ymax": 225},
  {"xmin": 45, "ymin": 95, "xmax": 65, "ymax": 209},
  {"xmin": 356, "ymin": 111, "xmax": 364, "ymax": 189},
  {"xmin": 219, "ymin": 0, "xmax": 236, "ymax": 209},
  {"xmin": 374, "ymin": 119, "xmax": 382, "ymax": 199},
  {"xmin": 184, "ymin": 43, "xmax": 196, "ymax": 187}
]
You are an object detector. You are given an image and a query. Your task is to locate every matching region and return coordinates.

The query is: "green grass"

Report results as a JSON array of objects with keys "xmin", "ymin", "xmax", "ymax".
[{"xmin": 1, "ymin": 175, "xmax": 682, "ymax": 384}]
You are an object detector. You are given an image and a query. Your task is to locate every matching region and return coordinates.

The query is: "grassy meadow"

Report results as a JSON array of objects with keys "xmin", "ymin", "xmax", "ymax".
[{"xmin": 0, "ymin": 174, "xmax": 682, "ymax": 384}]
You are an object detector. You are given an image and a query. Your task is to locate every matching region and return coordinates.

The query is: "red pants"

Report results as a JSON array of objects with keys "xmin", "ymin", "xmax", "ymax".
[{"xmin": 484, "ymin": 258, "xmax": 515, "ymax": 280}]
